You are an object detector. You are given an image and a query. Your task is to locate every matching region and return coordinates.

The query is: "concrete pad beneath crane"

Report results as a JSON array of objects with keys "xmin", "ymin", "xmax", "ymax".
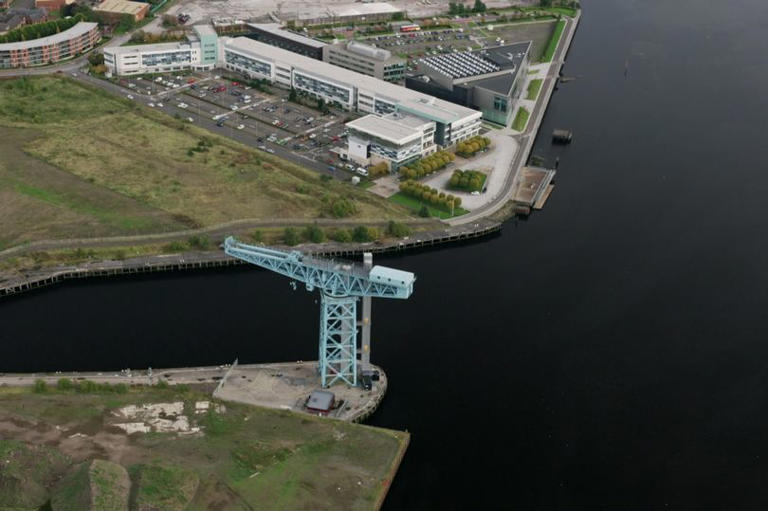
[{"xmin": 213, "ymin": 362, "xmax": 387, "ymax": 422}]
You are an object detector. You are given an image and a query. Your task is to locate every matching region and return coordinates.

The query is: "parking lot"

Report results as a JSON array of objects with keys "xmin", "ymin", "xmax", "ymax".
[{"xmin": 110, "ymin": 72, "xmax": 356, "ymax": 170}]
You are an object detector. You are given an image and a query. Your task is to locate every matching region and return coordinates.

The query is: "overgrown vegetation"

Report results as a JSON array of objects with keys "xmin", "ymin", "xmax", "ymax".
[{"xmin": 0, "ymin": 77, "xmax": 409, "ymax": 251}]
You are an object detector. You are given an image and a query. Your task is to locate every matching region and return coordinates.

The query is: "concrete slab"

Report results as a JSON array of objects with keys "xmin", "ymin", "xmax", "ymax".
[{"xmin": 213, "ymin": 361, "xmax": 387, "ymax": 422}]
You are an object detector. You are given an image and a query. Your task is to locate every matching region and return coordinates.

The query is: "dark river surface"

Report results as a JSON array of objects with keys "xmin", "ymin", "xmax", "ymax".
[{"xmin": 3, "ymin": 0, "xmax": 768, "ymax": 508}]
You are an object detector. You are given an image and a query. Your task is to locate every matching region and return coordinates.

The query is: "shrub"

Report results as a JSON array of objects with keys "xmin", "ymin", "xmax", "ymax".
[
  {"xmin": 352, "ymin": 226, "xmax": 374, "ymax": 242},
  {"xmin": 188, "ymin": 235, "xmax": 210, "ymax": 249},
  {"xmin": 33, "ymin": 379, "xmax": 47, "ymax": 393},
  {"xmin": 303, "ymin": 224, "xmax": 326, "ymax": 243},
  {"xmin": 114, "ymin": 383, "xmax": 128, "ymax": 394},
  {"xmin": 251, "ymin": 230, "xmax": 263, "ymax": 243},
  {"xmin": 330, "ymin": 198, "xmax": 357, "ymax": 218},
  {"xmin": 331, "ymin": 229, "xmax": 352, "ymax": 243},
  {"xmin": 387, "ymin": 220, "xmax": 412, "ymax": 237},
  {"xmin": 419, "ymin": 205, "xmax": 430, "ymax": 217},
  {"xmin": 56, "ymin": 378, "xmax": 73, "ymax": 391},
  {"xmin": 284, "ymin": 227, "xmax": 300, "ymax": 246}
]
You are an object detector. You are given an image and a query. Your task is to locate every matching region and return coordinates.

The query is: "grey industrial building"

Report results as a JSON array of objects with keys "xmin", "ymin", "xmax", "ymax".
[
  {"xmin": 405, "ymin": 42, "xmax": 531, "ymax": 126},
  {"xmin": 245, "ymin": 23, "xmax": 326, "ymax": 60},
  {"xmin": 322, "ymin": 40, "xmax": 406, "ymax": 82}
]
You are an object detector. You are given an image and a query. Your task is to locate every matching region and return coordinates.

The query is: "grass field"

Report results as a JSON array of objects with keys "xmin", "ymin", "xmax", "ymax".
[
  {"xmin": 541, "ymin": 19, "xmax": 566, "ymax": 63},
  {"xmin": 0, "ymin": 384, "xmax": 408, "ymax": 510},
  {"xmin": 512, "ymin": 107, "xmax": 531, "ymax": 132},
  {"xmin": 526, "ymin": 79, "xmax": 543, "ymax": 100},
  {"xmin": 0, "ymin": 77, "xmax": 409, "ymax": 250},
  {"xmin": 388, "ymin": 192, "xmax": 469, "ymax": 219}
]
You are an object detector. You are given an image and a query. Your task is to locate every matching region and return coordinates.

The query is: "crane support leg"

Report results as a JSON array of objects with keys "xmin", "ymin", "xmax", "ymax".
[
  {"xmin": 319, "ymin": 293, "xmax": 358, "ymax": 387},
  {"xmin": 360, "ymin": 253, "xmax": 373, "ymax": 374}
]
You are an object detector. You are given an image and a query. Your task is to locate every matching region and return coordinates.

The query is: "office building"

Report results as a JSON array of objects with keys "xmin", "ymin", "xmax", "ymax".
[
  {"xmin": 346, "ymin": 112, "xmax": 436, "ymax": 169},
  {"xmin": 406, "ymin": 42, "xmax": 531, "ymax": 126},
  {"xmin": 103, "ymin": 25, "xmax": 217, "ymax": 75},
  {"xmin": 245, "ymin": 23, "xmax": 325, "ymax": 60},
  {"xmin": 322, "ymin": 40, "xmax": 405, "ymax": 82},
  {"xmin": 0, "ymin": 21, "xmax": 100, "ymax": 68},
  {"xmin": 221, "ymin": 37, "xmax": 481, "ymax": 147}
]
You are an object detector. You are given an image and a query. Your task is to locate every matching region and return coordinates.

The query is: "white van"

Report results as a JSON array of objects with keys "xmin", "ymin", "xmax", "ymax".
[{"xmin": 356, "ymin": 167, "xmax": 369, "ymax": 176}]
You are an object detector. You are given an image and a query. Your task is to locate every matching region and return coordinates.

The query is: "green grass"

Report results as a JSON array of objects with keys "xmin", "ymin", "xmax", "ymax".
[
  {"xmin": 526, "ymin": 78, "xmax": 543, "ymax": 100},
  {"xmin": 512, "ymin": 107, "xmax": 530, "ymax": 132},
  {"xmin": 0, "ymin": 76, "xmax": 410, "ymax": 249},
  {"xmin": 541, "ymin": 19, "xmax": 566, "ymax": 63},
  {"xmin": 389, "ymin": 192, "xmax": 469, "ymax": 219},
  {"xmin": 0, "ymin": 385, "xmax": 409, "ymax": 510}
]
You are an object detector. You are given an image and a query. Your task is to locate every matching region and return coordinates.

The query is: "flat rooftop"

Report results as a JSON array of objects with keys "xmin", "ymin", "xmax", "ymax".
[
  {"xmin": 224, "ymin": 37, "xmax": 479, "ymax": 124},
  {"xmin": 299, "ymin": 2, "xmax": 402, "ymax": 20},
  {"xmin": 192, "ymin": 24, "xmax": 217, "ymax": 37},
  {"xmin": 94, "ymin": 0, "xmax": 148, "ymax": 15},
  {"xmin": 347, "ymin": 114, "xmax": 425, "ymax": 145},
  {"xmin": 247, "ymin": 23, "xmax": 326, "ymax": 49},
  {"xmin": 106, "ymin": 40, "xmax": 195, "ymax": 55},
  {"xmin": 0, "ymin": 22, "xmax": 98, "ymax": 52}
]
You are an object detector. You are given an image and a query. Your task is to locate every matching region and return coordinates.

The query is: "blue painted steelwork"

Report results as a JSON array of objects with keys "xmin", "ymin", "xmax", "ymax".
[{"xmin": 223, "ymin": 237, "xmax": 415, "ymax": 387}]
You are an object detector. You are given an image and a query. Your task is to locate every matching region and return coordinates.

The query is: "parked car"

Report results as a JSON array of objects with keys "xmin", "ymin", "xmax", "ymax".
[
  {"xmin": 236, "ymin": 124, "xmax": 245, "ymax": 130},
  {"xmin": 357, "ymin": 167, "xmax": 369, "ymax": 177}
]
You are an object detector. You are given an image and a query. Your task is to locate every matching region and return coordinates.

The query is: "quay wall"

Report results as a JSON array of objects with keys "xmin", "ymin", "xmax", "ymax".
[{"xmin": 0, "ymin": 220, "xmax": 501, "ymax": 298}]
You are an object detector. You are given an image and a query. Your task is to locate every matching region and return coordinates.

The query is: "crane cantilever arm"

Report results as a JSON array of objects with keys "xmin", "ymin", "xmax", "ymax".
[{"xmin": 223, "ymin": 237, "xmax": 415, "ymax": 299}]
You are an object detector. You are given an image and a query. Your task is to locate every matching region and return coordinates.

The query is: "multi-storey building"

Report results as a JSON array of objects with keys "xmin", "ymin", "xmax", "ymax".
[
  {"xmin": 0, "ymin": 21, "xmax": 100, "ymax": 69},
  {"xmin": 322, "ymin": 41, "xmax": 405, "ymax": 82},
  {"xmin": 346, "ymin": 113, "xmax": 436, "ymax": 170},
  {"xmin": 220, "ymin": 37, "xmax": 481, "ymax": 147},
  {"xmin": 103, "ymin": 25, "xmax": 217, "ymax": 75},
  {"xmin": 245, "ymin": 23, "xmax": 325, "ymax": 60}
]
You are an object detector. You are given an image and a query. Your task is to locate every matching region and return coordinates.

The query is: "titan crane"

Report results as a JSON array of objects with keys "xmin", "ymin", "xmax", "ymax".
[{"xmin": 224, "ymin": 237, "xmax": 415, "ymax": 388}]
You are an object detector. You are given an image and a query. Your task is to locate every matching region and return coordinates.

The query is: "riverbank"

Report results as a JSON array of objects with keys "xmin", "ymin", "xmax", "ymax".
[{"xmin": 0, "ymin": 218, "xmax": 501, "ymax": 297}]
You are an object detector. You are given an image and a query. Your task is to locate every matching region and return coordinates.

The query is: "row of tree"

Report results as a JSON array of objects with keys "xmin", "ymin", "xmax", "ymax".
[
  {"xmin": 0, "ymin": 14, "xmax": 84, "ymax": 44},
  {"xmin": 448, "ymin": 0, "xmax": 487, "ymax": 16},
  {"xmin": 399, "ymin": 180, "xmax": 462, "ymax": 211},
  {"xmin": 449, "ymin": 169, "xmax": 486, "ymax": 192},
  {"xmin": 456, "ymin": 136, "xmax": 491, "ymax": 157},
  {"xmin": 398, "ymin": 150, "xmax": 455, "ymax": 180}
]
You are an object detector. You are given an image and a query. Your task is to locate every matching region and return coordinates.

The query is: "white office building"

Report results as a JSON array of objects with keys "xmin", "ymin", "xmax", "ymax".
[
  {"xmin": 103, "ymin": 25, "xmax": 218, "ymax": 75},
  {"xmin": 220, "ymin": 36, "xmax": 481, "ymax": 147},
  {"xmin": 346, "ymin": 112, "xmax": 436, "ymax": 169}
]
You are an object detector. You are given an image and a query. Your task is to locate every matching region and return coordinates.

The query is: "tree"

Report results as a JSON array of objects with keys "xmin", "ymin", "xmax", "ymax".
[
  {"xmin": 284, "ymin": 227, "xmax": 300, "ymax": 246},
  {"xmin": 331, "ymin": 198, "xmax": 356, "ymax": 218},
  {"xmin": 473, "ymin": 0, "xmax": 487, "ymax": 12},
  {"xmin": 418, "ymin": 205, "xmax": 431, "ymax": 217},
  {"xmin": 288, "ymin": 87, "xmax": 297, "ymax": 102},
  {"xmin": 57, "ymin": 378, "xmax": 73, "ymax": 390},
  {"xmin": 33, "ymin": 379, "xmax": 48, "ymax": 393},
  {"xmin": 251, "ymin": 230, "xmax": 263, "ymax": 243}
]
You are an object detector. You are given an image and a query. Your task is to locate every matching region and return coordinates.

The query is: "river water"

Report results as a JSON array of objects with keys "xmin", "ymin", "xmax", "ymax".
[{"xmin": 3, "ymin": 0, "xmax": 768, "ymax": 508}]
